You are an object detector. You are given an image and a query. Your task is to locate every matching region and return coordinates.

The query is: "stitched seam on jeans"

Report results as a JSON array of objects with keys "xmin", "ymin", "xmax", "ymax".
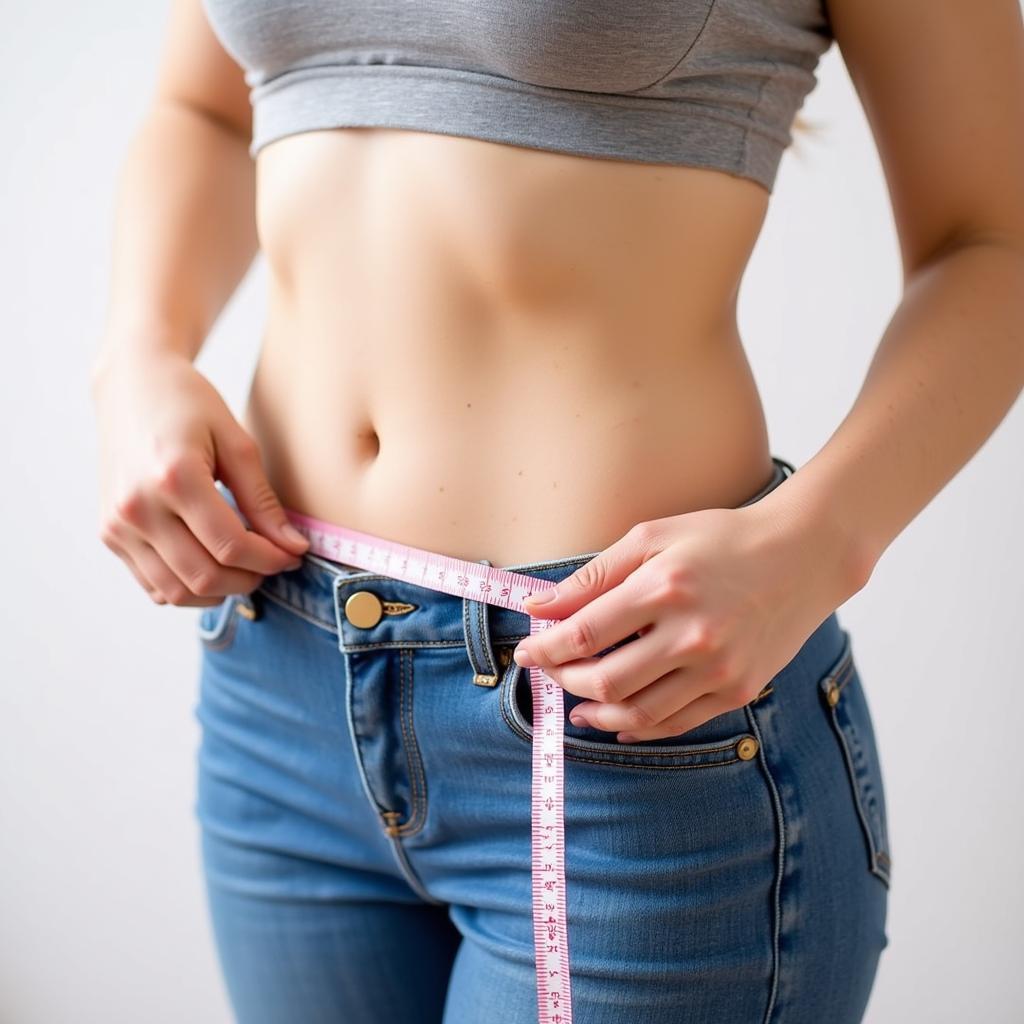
[
  {"xmin": 744, "ymin": 702, "xmax": 784, "ymax": 1024},
  {"xmin": 503, "ymin": 693, "xmax": 751, "ymax": 757},
  {"xmin": 258, "ymin": 586, "xmax": 337, "ymax": 634},
  {"xmin": 384, "ymin": 834, "xmax": 443, "ymax": 904},
  {"xmin": 499, "ymin": 670, "xmax": 753, "ymax": 768},
  {"xmin": 396, "ymin": 649, "xmax": 428, "ymax": 837},
  {"xmin": 477, "ymin": 600, "xmax": 497, "ymax": 676},
  {"xmin": 828, "ymin": 703, "xmax": 891, "ymax": 886},
  {"xmin": 198, "ymin": 604, "xmax": 240, "ymax": 650},
  {"xmin": 564, "ymin": 754, "xmax": 743, "ymax": 770},
  {"xmin": 342, "ymin": 639, "xmax": 466, "ymax": 651},
  {"xmin": 461, "ymin": 594, "xmax": 488, "ymax": 676},
  {"xmin": 833, "ymin": 656, "xmax": 855, "ymax": 694}
]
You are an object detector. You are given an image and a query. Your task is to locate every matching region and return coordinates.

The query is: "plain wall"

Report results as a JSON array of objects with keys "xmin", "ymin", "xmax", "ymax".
[{"xmin": 1, "ymin": 3, "xmax": 1021, "ymax": 1022}]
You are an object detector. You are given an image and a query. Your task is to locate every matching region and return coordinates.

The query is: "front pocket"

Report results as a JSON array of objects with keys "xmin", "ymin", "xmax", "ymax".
[
  {"xmin": 196, "ymin": 592, "xmax": 259, "ymax": 651},
  {"xmin": 818, "ymin": 632, "xmax": 893, "ymax": 887},
  {"xmin": 498, "ymin": 656, "xmax": 761, "ymax": 771}
]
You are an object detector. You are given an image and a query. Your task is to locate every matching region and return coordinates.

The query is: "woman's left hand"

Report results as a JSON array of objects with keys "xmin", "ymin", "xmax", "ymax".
[{"xmin": 512, "ymin": 500, "xmax": 869, "ymax": 742}]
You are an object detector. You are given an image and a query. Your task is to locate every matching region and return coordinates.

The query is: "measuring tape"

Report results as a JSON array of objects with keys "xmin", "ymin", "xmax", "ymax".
[{"xmin": 282, "ymin": 506, "xmax": 574, "ymax": 1024}]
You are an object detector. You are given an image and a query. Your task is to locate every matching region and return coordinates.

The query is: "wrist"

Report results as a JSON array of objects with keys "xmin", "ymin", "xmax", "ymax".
[
  {"xmin": 89, "ymin": 330, "xmax": 197, "ymax": 398},
  {"xmin": 744, "ymin": 471, "xmax": 879, "ymax": 607}
]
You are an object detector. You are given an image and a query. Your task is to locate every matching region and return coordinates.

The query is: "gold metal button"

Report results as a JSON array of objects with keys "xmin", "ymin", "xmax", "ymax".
[
  {"xmin": 826, "ymin": 682, "xmax": 840, "ymax": 707},
  {"xmin": 736, "ymin": 736, "xmax": 759, "ymax": 760},
  {"xmin": 345, "ymin": 590, "xmax": 383, "ymax": 629},
  {"xmin": 236, "ymin": 596, "xmax": 259, "ymax": 621}
]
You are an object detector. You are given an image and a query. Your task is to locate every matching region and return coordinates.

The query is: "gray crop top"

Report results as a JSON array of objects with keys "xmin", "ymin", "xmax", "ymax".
[{"xmin": 201, "ymin": 0, "xmax": 835, "ymax": 193}]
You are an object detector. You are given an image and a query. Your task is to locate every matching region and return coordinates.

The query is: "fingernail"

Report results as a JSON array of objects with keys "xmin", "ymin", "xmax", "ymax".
[
  {"xmin": 513, "ymin": 646, "xmax": 536, "ymax": 667},
  {"xmin": 286, "ymin": 558, "xmax": 303, "ymax": 570},
  {"xmin": 282, "ymin": 523, "xmax": 308, "ymax": 546},
  {"xmin": 569, "ymin": 713, "xmax": 588, "ymax": 727},
  {"xmin": 617, "ymin": 733, "xmax": 638, "ymax": 743},
  {"xmin": 525, "ymin": 587, "xmax": 556, "ymax": 606}
]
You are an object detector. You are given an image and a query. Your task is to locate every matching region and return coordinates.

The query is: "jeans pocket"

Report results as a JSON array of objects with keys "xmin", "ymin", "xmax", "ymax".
[
  {"xmin": 818, "ymin": 630, "xmax": 893, "ymax": 888},
  {"xmin": 196, "ymin": 592, "xmax": 260, "ymax": 651},
  {"xmin": 498, "ymin": 655, "xmax": 761, "ymax": 771}
]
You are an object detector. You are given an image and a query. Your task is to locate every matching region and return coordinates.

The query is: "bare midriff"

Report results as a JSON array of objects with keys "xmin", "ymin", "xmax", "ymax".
[{"xmin": 242, "ymin": 126, "xmax": 777, "ymax": 567}]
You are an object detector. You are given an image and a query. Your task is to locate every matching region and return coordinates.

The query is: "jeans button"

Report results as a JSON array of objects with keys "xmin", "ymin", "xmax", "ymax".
[
  {"xmin": 736, "ymin": 736, "xmax": 759, "ymax": 760},
  {"xmin": 345, "ymin": 590, "xmax": 383, "ymax": 628}
]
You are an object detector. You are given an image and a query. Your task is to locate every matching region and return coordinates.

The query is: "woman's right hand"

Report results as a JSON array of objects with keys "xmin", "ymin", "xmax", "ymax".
[{"xmin": 90, "ymin": 347, "xmax": 310, "ymax": 606}]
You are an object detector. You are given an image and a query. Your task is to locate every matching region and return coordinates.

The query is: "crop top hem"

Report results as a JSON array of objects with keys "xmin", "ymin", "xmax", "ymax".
[{"xmin": 247, "ymin": 64, "xmax": 789, "ymax": 193}]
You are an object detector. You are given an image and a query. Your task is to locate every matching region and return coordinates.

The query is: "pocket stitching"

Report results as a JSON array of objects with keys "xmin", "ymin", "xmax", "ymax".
[
  {"xmin": 393, "ymin": 648, "xmax": 428, "ymax": 837},
  {"xmin": 197, "ymin": 595, "xmax": 241, "ymax": 650},
  {"xmin": 498, "ymin": 658, "xmax": 756, "ymax": 770},
  {"xmin": 819, "ymin": 634, "xmax": 892, "ymax": 887}
]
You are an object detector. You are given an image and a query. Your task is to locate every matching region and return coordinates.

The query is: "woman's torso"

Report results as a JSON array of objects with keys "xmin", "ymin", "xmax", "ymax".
[{"xmin": 242, "ymin": 126, "xmax": 776, "ymax": 566}]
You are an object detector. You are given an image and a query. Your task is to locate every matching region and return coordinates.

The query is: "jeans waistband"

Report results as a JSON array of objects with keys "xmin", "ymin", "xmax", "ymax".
[{"xmin": 224, "ymin": 455, "xmax": 796, "ymax": 647}]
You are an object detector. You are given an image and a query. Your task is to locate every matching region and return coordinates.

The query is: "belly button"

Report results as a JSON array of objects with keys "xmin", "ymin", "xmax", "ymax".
[{"xmin": 358, "ymin": 426, "xmax": 380, "ymax": 458}]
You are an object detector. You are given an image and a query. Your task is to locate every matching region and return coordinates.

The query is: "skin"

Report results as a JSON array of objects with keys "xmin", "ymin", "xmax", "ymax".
[{"xmin": 91, "ymin": 0, "xmax": 1024, "ymax": 742}]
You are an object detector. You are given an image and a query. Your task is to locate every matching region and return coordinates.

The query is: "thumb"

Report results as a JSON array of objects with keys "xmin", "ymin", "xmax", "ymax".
[
  {"xmin": 215, "ymin": 424, "xmax": 310, "ymax": 556},
  {"xmin": 522, "ymin": 525, "xmax": 653, "ymax": 618}
]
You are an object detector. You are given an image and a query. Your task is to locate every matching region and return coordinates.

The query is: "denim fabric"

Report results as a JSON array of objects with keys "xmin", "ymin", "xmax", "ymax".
[{"xmin": 193, "ymin": 455, "xmax": 890, "ymax": 1023}]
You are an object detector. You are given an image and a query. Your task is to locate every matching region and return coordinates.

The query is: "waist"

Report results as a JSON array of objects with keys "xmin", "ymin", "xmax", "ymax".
[
  {"xmin": 217, "ymin": 454, "xmax": 795, "ymax": 642},
  {"xmin": 243, "ymin": 127, "xmax": 776, "ymax": 562},
  {"xmin": 244, "ymin": 316, "xmax": 775, "ymax": 564}
]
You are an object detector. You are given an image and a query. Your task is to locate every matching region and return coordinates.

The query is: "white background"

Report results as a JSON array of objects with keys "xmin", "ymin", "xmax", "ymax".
[{"xmin": 1, "ymin": 3, "xmax": 1022, "ymax": 1022}]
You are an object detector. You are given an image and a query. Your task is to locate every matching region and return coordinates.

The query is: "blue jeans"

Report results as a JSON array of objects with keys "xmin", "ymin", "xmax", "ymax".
[{"xmin": 194, "ymin": 456, "xmax": 891, "ymax": 1023}]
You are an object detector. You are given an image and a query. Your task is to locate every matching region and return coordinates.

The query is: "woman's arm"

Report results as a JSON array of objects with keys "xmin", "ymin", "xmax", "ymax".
[
  {"xmin": 90, "ymin": 0, "xmax": 308, "ymax": 607},
  {"xmin": 90, "ymin": 0, "xmax": 257, "ymax": 382},
  {"xmin": 512, "ymin": 0, "xmax": 1024, "ymax": 741},
  {"xmin": 756, "ymin": 0, "xmax": 1024, "ymax": 583}
]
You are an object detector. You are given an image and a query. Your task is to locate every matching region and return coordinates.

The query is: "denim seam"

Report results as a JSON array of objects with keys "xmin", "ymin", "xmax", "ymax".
[
  {"xmin": 563, "ymin": 754, "xmax": 743, "ymax": 770},
  {"xmin": 499, "ymin": 661, "xmax": 756, "ymax": 769},
  {"xmin": 258, "ymin": 586, "xmax": 338, "ymax": 634},
  {"xmin": 197, "ymin": 595, "xmax": 241, "ymax": 649},
  {"xmin": 822, "ymin": 679, "xmax": 892, "ymax": 887},
  {"xmin": 831, "ymin": 654, "xmax": 855, "ymax": 695},
  {"xmin": 462, "ymin": 595, "xmax": 474, "ymax": 670},
  {"xmin": 744, "ymin": 701, "xmax": 784, "ymax": 1024},
  {"xmin": 394, "ymin": 649, "xmax": 428, "ymax": 837},
  {"xmin": 342, "ymin": 639, "xmax": 468, "ymax": 651},
  {"xmin": 476, "ymin": 600, "xmax": 497, "ymax": 677},
  {"xmin": 198, "ymin": 610, "xmax": 240, "ymax": 651},
  {"xmin": 339, "ymin": 636, "xmax": 394, "ymax": 831},
  {"xmin": 384, "ymin": 834, "xmax": 444, "ymax": 905}
]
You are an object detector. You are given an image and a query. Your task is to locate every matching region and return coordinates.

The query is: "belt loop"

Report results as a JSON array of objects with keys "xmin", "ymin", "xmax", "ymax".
[{"xmin": 463, "ymin": 559, "xmax": 500, "ymax": 687}]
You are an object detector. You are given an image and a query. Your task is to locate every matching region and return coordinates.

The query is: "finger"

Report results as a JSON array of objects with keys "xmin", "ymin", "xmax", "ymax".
[
  {"xmin": 572, "ymin": 660, "xmax": 706, "ymax": 732},
  {"xmin": 550, "ymin": 629, "xmax": 683, "ymax": 706},
  {"xmin": 162, "ymin": 453, "xmax": 306, "ymax": 575},
  {"xmin": 521, "ymin": 519, "xmax": 664, "ymax": 619},
  {"xmin": 103, "ymin": 532, "xmax": 167, "ymax": 604},
  {"xmin": 615, "ymin": 691, "xmax": 737, "ymax": 743},
  {"xmin": 213, "ymin": 425, "xmax": 311, "ymax": 558},
  {"xmin": 514, "ymin": 570, "xmax": 655, "ymax": 669},
  {"xmin": 143, "ymin": 508, "xmax": 266, "ymax": 602},
  {"xmin": 119, "ymin": 533, "xmax": 224, "ymax": 607}
]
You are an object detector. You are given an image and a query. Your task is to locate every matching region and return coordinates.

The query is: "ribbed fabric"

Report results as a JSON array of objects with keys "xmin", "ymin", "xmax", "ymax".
[{"xmin": 203, "ymin": 0, "xmax": 834, "ymax": 193}]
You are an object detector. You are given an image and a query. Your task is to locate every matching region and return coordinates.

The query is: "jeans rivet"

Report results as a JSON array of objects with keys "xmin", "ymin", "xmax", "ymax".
[
  {"xmin": 345, "ymin": 590, "xmax": 383, "ymax": 628},
  {"xmin": 736, "ymin": 736, "xmax": 759, "ymax": 760}
]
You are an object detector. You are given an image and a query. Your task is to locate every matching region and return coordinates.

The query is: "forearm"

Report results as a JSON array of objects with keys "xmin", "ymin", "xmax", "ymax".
[
  {"xmin": 758, "ymin": 237, "xmax": 1024, "ymax": 597},
  {"xmin": 91, "ymin": 99, "xmax": 258, "ymax": 384}
]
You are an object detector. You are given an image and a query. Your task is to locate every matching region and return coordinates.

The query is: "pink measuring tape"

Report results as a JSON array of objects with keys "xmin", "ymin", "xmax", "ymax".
[{"xmin": 283, "ymin": 507, "xmax": 574, "ymax": 1024}]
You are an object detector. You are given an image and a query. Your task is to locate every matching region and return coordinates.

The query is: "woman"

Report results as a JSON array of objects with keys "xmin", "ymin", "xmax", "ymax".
[{"xmin": 89, "ymin": 0, "xmax": 1024, "ymax": 1021}]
